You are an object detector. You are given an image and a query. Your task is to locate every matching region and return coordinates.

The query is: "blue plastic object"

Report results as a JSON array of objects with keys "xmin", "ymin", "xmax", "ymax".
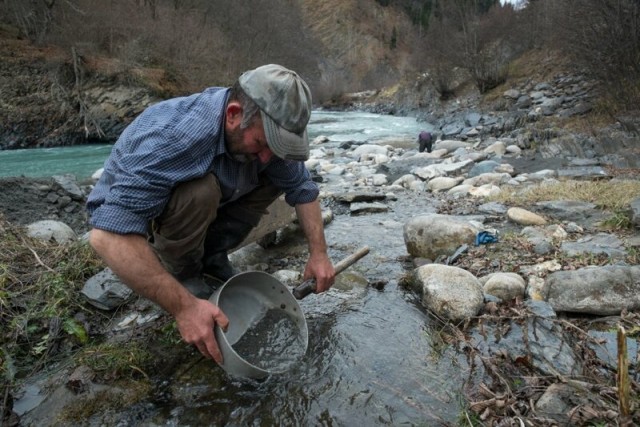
[{"xmin": 475, "ymin": 231, "xmax": 499, "ymax": 246}]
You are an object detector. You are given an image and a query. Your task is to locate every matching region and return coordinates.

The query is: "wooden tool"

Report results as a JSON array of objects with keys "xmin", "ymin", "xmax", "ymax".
[{"xmin": 292, "ymin": 246, "xmax": 370, "ymax": 299}]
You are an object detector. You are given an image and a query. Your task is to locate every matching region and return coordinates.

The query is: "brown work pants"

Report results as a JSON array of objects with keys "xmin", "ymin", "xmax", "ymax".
[{"xmin": 149, "ymin": 174, "xmax": 281, "ymax": 278}]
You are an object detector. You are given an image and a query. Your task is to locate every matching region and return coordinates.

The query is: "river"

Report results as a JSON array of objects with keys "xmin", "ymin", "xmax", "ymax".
[
  {"xmin": 0, "ymin": 110, "xmax": 432, "ymax": 180},
  {"xmin": 10, "ymin": 111, "xmax": 467, "ymax": 426}
]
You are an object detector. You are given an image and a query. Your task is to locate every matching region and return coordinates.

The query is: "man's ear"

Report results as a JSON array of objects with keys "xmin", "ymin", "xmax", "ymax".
[{"xmin": 225, "ymin": 101, "xmax": 243, "ymax": 129}]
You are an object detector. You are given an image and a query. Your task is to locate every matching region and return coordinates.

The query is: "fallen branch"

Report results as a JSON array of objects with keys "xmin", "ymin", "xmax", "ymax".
[
  {"xmin": 21, "ymin": 238, "xmax": 56, "ymax": 273},
  {"xmin": 617, "ymin": 325, "xmax": 630, "ymax": 422}
]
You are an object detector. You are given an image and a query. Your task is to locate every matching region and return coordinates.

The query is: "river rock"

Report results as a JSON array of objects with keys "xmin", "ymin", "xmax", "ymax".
[
  {"xmin": 412, "ymin": 264, "xmax": 484, "ymax": 321},
  {"xmin": 351, "ymin": 144, "xmax": 388, "ymax": 158},
  {"xmin": 467, "ymin": 160, "xmax": 501, "ymax": 177},
  {"xmin": 404, "ymin": 214, "xmax": 477, "ymax": 260},
  {"xmin": 463, "ymin": 172, "xmax": 512, "ymax": 187},
  {"xmin": 544, "ymin": 265, "xmax": 640, "ymax": 315},
  {"xmin": 479, "ymin": 272, "xmax": 526, "ymax": 301},
  {"xmin": 350, "ymin": 202, "xmax": 389, "ymax": 215},
  {"xmin": 483, "ymin": 141, "xmax": 506, "ymax": 156},
  {"xmin": 433, "ymin": 140, "xmax": 473, "ymax": 153},
  {"xmin": 26, "ymin": 220, "xmax": 77, "ymax": 244},
  {"xmin": 471, "ymin": 315, "xmax": 583, "ymax": 376},
  {"xmin": 535, "ymin": 382, "xmax": 605, "ymax": 424},
  {"xmin": 81, "ymin": 268, "xmax": 134, "ymax": 310},
  {"xmin": 630, "ymin": 196, "xmax": 640, "ymax": 226},
  {"xmin": 272, "ymin": 270, "xmax": 302, "ymax": 286},
  {"xmin": 468, "ymin": 184, "xmax": 500, "ymax": 198},
  {"xmin": 52, "ymin": 174, "xmax": 85, "ymax": 200},
  {"xmin": 477, "ymin": 202, "xmax": 508, "ymax": 215},
  {"xmin": 507, "ymin": 207, "xmax": 547, "ymax": 226},
  {"xmin": 560, "ymin": 232, "xmax": 626, "ymax": 260},
  {"xmin": 448, "ymin": 184, "xmax": 473, "ymax": 197},
  {"xmin": 427, "ymin": 176, "xmax": 462, "ymax": 192},
  {"xmin": 334, "ymin": 191, "xmax": 386, "ymax": 203},
  {"xmin": 411, "ymin": 159, "xmax": 474, "ymax": 180}
]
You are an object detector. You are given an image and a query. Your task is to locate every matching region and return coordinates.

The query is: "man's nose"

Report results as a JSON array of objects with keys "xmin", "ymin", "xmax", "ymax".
[{"xmin": 258, "ymin": 148, "xmax": 274, "ymax": 163}]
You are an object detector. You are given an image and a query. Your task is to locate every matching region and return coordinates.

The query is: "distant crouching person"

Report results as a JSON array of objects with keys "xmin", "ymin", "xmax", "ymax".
[{"xmin": 418, "ymin": 131, "xmax": 433, "ymax": 153}]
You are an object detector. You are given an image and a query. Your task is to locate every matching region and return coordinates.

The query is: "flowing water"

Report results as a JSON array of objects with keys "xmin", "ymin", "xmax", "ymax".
[
  {"xmin": 0, "ymin": 110, "xmax": 429, "ymax": 180},
  {"xmin": 8, "ymin": 111, "xmax": 471, "ymax": 425},
  {"xmin": 148, "ymin": 199, "xmax": 469, "ymax": 426}
]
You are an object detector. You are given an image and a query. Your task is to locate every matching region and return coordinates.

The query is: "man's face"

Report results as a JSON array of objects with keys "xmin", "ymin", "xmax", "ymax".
[{"xmin": 225, "ymin": 116, "xmax": 274, "ymax": 164}]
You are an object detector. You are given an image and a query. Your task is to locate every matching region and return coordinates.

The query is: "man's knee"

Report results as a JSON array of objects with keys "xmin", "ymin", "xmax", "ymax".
[
  {"xmin": 150, "ymin": 174, "xmax": 221, "ymax": 275},
  {"xmin": 158, "ymin": 174, "xmax": 220, "ymax": 234}
]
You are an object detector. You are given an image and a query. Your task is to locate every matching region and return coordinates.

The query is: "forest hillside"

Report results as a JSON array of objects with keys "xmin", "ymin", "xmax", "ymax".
[{"xmin": 0, "ymin": 0, "xmax": 639, "ymax": 148}]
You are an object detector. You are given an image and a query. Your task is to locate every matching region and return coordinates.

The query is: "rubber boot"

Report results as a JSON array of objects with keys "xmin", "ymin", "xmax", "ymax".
[{"xmin": 202, "ymin": 214, "xmax": 255, "ymax": 282}]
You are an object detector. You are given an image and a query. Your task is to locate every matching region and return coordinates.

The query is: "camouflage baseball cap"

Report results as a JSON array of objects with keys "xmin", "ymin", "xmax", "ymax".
[{"xmin": 239, "ymin": 64, "xmax": 312, "ymax": 161}]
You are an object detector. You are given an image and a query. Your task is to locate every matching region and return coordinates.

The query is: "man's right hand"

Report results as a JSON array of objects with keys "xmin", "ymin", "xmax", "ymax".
[
  {"xmin": 89, "ymin": 229, "xmax": 231, "ymax": 364},
  {"xmin": 174, "ymin": 298, "xmax": 229, "ymax": 364}
]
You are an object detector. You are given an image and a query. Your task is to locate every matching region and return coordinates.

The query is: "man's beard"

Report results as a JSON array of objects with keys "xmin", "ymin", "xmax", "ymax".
[{"xmin": 226, "ymin": 126, "xmax": 256, "ymax": 162}]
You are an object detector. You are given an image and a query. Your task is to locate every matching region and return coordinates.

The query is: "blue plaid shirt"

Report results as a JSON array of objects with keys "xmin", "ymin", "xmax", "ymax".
[{"xmin": 87, "ymin": 87, "xmax": 318, "ymax": 235}]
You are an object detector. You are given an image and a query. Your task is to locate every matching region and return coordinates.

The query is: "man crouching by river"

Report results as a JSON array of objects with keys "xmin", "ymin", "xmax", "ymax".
[{"xmin": 86, "ymin": 64, "xmax": 335, "ymax": 364}]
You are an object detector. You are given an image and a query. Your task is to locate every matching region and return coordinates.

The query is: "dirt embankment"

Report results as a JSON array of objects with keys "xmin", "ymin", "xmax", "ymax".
[{"xmin": 0, "ymin": 27, "xmax": 179, "ymax": 150}]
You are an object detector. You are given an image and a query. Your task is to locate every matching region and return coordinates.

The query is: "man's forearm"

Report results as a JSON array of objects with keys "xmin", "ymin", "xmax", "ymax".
[
  {"xmin": 295, "ymin": 199, "xmax": 335, "ymax": 291},
  {"xmin": 295, "ymin": 200, "xmax": 327, "ymax": 255},
  {"xmin": 88, "ymin": 228, "xmax": 193, "ymax": 316}
]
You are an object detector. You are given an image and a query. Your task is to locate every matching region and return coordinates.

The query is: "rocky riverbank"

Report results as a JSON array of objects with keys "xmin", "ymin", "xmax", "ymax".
[
  {"xmin": 2, "ymin": 25, "xmax": 640, "ymax": 427},
  {"xmin": 3, "ymin": 24, "xmax": 640, "ymax": 178},
  {"xmin": 3, "ymin": 124, "xmax": 640, "ymax": 425}
]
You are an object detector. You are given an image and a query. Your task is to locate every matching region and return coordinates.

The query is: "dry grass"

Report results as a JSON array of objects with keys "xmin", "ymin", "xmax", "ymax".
[
  {"xmin": 0, "ymin": 215, "xmax": 105, "ymax": 380},
  {"xmin": 491, "ymin": 180, "xmax": 640, "ymax": 212}
]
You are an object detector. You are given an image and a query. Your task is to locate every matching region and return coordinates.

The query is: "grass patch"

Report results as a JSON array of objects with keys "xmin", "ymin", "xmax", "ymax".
[
  {"xmin": 59, "ymin": 381, "xmax": 152, "ymax": 423},
  {"xmin": 491, "ymin": 180, "xmax": 640, "ymax": 212},
  {"xmin": 76, "ymin": 342, "xmax": 152, "ymax": 380},
  {"xmin": 0, "ymin": 214, "xmax": 178, "ymax": 424},
  {"xmin": 0, "ymin": 215, "xmax": 104, "ymax": 382}
]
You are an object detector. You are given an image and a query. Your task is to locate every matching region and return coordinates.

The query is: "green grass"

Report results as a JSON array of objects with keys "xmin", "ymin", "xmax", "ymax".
[
  {"xmin": 1, "ymin": 228, "xmax": 102, "ymax": 380},
  {"xmin": 0, "ymin": 217, "xmax": 157, "ymax": 385}
]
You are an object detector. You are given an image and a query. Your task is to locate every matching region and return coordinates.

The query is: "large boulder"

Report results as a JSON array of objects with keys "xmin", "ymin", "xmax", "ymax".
[
  {"xmin": 544, "ymin": 265, "xmax": 640, "ymax": 315},
  {"xmin": 412, "ymin": 264, "xmax": 484, "ymax": 321},
  {"xmin": 403, "ymin": 214, "xmax": 477, "ymax": 260}
]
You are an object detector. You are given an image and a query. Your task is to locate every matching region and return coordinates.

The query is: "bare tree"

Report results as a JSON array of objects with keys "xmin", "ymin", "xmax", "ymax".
[
  {"xmin": 551, "ymin": 0, "xmax": 640, "ymax": 109},
  {"xmin": 424, "ymin": 0, "xmax": 518, "ymax": 93}
]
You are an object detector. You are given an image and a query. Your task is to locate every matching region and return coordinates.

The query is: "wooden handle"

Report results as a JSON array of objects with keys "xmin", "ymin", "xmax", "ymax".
[
  {"xmin": 333, "ymin": 246, "xmax": 370, "ymax": 275},
  {"xmin": 293, "ymin": 246, "xmax": 370, "ymax": 299}
]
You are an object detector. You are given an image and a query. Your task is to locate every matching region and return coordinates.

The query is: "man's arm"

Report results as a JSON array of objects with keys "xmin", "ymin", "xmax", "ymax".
[
  {"xmin": 295, "ymin": 200, "xmax": 335, "ymax": 293},
  {"xmin": 89, "ymin": 229, "xmax": 229, "ymax": 363}
]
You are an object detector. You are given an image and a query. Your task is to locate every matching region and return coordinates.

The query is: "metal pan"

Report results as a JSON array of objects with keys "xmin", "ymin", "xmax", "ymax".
[{"xmin": 209, "ymin": 246, "xmax": 370, "ymax": 379}]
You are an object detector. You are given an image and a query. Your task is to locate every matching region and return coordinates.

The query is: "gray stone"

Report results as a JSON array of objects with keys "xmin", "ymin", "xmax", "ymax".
[
  {"xmin": 350, "ymin": 202, "xmax": 389, "ymax": 215},
  {"xmin": 630, "ymin": 197, "xmax": 640, "ymax": 227},
  {"xmin": 524, "ymin": 300, "xmax": 556, "ymax": 318},
  {"xmin": 335, "ymin": 191, "xmax": 386, "ymax": 203},
  {"xmin": 52, "ymin": 174, "xmax": 85, "ymax": 200},
  {"xmin": 471, "ymin": 316, "xmax": 582, "ymax": 376},
  {"xmin": 545, "ymin": 265, "xmax": 640, "ymax": 315},
  {"xmin": 81, "ymin": 268, "xmax": 134, "ymax": 310},
  {"xmin": 404, "ymin": 214, "xmax": 477, "ymax": 260},
  {"xmin": 556, "ymin": 166, "xmax": 611, "ymax": 179},
  {"xmin": 467, "ymin": 160, "xmax": 501, "ymax": 177},
  {"xmin": 477, "ymin": 202, "xmax": 508, "ymax": 216},
  {"xmin": 413, "ymin": 264, "xmax": 484, "ymax": 321},
  {"xmin": 560, "ymin": 232, "xmax": 627, "ymax": 260},
  {"xmin": 26, "ymin": 220, "xmax": 77, "ymax": 244}
]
